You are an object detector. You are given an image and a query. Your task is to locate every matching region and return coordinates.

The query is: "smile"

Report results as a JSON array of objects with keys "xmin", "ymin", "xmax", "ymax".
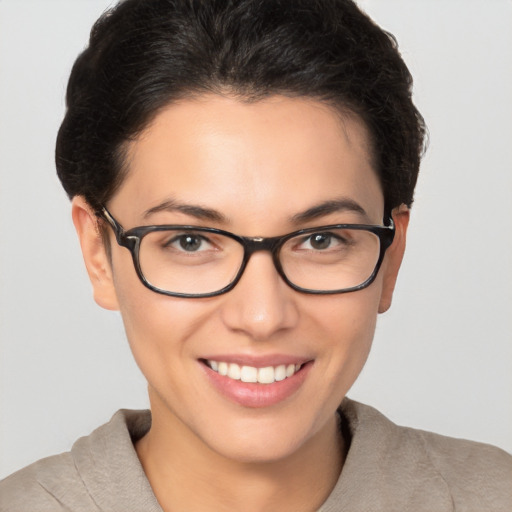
[{"xmin": 206, "ymin": 360, "xmax": 303, "ymax": 384}]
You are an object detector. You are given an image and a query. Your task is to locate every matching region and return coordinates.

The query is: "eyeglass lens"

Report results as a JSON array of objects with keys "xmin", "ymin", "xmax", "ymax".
[{"xmin": 137, "ymin": 227, "xmax": 381, "ymax": 295}]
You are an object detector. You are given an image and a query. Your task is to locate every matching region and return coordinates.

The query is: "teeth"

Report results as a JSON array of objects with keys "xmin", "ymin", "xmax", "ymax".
[
  {"xmin": 240, "ymin": 365, "xmax": 258, "ymax": 383},
  {"xmin": 275, "ymin": 365, "xmax": 287, "ymax": 381},
  {"xmin": 218, "ymin": 362, "xmax": 228, "ymax": 376},
  {"xmin": 227, "ymin": 363, "xmax": 241, "ymax": 380},
  {"xmin": 207, "ymin": 360, "xmax": 303, "ymax": 384},
  {"xmin": 257, "ymin": 366, "xmax": 275, "ymax": 384}
]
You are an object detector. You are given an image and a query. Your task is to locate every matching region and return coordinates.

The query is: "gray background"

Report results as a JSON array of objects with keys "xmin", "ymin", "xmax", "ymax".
[{"xmin": 1, "ymin": 0, "xmax": 511, "ymax": 478}]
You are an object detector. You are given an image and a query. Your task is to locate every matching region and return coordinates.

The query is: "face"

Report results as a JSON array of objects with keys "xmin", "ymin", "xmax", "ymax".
[{"xmin": 73, "ymin": 95, "xmax": 407, "ymax": 464}]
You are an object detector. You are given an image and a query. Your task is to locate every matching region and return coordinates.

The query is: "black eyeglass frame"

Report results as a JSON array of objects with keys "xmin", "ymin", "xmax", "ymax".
[{"xmin": 100, "ymin": 207, "xmax": 395, "ymax": 298}]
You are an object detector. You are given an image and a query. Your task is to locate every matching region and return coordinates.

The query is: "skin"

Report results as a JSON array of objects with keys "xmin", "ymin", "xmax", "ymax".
[{"xmin": 72, "ymin": 95, "xmax": 409, "ymax": 512}]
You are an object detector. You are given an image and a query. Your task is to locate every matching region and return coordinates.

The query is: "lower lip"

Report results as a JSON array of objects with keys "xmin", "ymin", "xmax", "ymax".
[{"xmin": 201, "ymin": 361, "xmax": 313, "ymax": 408}]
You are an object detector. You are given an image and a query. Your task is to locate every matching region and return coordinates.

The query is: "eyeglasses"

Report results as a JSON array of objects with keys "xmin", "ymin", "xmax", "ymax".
[{"xmin": 100, "ymin": 207, "xmax": 395, "ymax": 298}]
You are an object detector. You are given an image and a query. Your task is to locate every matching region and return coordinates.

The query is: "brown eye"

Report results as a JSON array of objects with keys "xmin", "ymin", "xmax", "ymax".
[{"xmin": 309, "ymin": 233, "xmax": 332, "ymax": 250}]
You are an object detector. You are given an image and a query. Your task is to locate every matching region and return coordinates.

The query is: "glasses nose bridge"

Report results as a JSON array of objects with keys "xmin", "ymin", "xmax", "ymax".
[
  {"xmin": 242, "ymin": 235, "xmax": 281, "ymax": 258},
  {"xmin": 240, "ymin": 235, "xmax": 284, "ymax": 273},
  {"xmin": 236, "ymin": 235, "xmax": 285, "ymax": 288}
]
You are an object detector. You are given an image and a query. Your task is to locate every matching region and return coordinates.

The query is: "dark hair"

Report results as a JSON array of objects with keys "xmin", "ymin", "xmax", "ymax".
[{"xmin": 56, "ymin": 0, "xmax": 426, "ymax": 215}]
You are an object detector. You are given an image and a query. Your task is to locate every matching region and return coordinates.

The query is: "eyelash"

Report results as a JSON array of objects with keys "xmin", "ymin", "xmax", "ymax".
[{"xmin": 163, "ymin": 233, "xmax": 215, "ymax": 252}]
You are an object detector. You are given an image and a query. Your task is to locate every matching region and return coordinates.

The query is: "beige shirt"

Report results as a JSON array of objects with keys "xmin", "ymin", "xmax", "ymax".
[{"xmin": 1, "ymin": 399, "xmax": 511, "ymax": 511}]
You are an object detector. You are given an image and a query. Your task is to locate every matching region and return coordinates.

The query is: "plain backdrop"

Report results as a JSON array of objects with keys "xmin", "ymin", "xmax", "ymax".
[{"xmin": 0, "ymin": 0, "xmax": 511, "ymax": 479}]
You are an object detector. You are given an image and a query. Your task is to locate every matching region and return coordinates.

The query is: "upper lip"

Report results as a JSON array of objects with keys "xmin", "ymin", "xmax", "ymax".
[{"xmin": 199, "ymin": 354, "xmax": 313, "ymax": 368}]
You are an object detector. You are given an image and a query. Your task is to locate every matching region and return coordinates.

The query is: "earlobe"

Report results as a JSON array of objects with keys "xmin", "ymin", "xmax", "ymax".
[
  {"xmin": 378, "ymin": 204, "xmax": 410, "ymax": 314},
  {"xmin": 71, "ymin": 196, "xmax": 120, "ymax": 311}
]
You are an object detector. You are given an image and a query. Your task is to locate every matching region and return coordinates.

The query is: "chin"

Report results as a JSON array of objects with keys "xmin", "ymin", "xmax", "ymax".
[
  {"xmin": 210, "ymin": 433, "xmax": 307, "ymax": 465},
  {"xmin": 197, "ymin": 411, "xmax": 328, "ymax": 465}
]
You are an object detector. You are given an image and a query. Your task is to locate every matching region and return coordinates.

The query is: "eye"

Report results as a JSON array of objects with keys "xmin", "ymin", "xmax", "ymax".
[
  {"xmin": 166, "ymin": 233, "xmax": 213, "ymax": 252},
  {"xmin": 300, "ymin": 232, "xmax": 346, "ymax": 251},
  {"xmin": 309, "ymin": 233, "xmax": 333, "ymax": 250}
]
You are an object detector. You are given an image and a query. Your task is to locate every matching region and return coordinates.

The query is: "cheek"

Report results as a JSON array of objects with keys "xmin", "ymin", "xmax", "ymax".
[
  {"xmin": 310, "ymin": 279, "xmax": 381, "ymax": 347},
  {"xmin": 119, "ymin": 291, "xmax": 206, "ymax": 351},
  {"xmin": 309, "ymin": 280, "xmax": 383, "ymax": 389},
  {"xmin": 110, "ymin": 256, "xmax": 214, "ymax": 380}
]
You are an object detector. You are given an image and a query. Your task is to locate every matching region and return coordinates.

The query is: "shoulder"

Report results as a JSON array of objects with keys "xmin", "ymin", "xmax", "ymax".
[
  {"xmin": 412, "ymin": 422, "xmax": 512, "ymax": 487},
  {"xmin": 410, "ymin": 425, "xmax": 512, "ymax": 511},
  {"xmin": 0, "ymin": 451, "xmax": 95, "ymax": 512},
  {"xmin": 335, "ymin": 399, "xmax": 512, "ymax": 511},
  {"xmin": 0, "ymin": 410, "xmax": 159, "ymax": 512}
]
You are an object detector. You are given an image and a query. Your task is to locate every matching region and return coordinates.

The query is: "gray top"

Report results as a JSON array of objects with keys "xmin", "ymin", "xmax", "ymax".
[{"xmin": 1, "ymin": 399, "xmax": 511, "ymax": 511}]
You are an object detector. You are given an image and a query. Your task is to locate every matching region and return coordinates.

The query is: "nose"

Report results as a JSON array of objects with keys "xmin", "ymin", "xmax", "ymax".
[{"xmin": 220, "ymin": 251, "xmax": 299, "ymax": 341}]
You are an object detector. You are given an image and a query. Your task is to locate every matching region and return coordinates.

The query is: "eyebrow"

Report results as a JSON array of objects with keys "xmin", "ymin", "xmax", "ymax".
[
  {"xmin": 143, "ymin": 197, "xmax": 368, "ymax": 226},
  {"xmin": 143, "ymin": 198, "xmax": 227, "ymax": 223},
  {"xmin": 289, "ymin": 198, "xmax": 369, "ymax": 224}
]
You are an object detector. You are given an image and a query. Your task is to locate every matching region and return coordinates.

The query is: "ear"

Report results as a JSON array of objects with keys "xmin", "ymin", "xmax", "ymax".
[
  {"xmin": 71, "ymin": 196, "xmax": 120, "ymax": 311},
  {"xmin": 378, "ymin": 204, "xmax": 410, "ymax": 314}
]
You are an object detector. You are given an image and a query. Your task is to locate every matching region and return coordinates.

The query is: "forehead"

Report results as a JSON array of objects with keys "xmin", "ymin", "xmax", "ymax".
[{"xmin": 111, "ymin": 94, "xmax": 384, "ymax": 229}]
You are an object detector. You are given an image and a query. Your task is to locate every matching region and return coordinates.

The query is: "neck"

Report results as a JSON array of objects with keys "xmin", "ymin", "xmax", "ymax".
[{"xmin": 135, "ymin": 393, "xmax": 346, "ymax": 512}]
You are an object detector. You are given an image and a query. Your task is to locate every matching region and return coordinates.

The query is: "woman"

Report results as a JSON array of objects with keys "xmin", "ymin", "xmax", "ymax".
[{"xmin": 1, "ymin": 0, "xmax": 511, "ymax": 510}]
